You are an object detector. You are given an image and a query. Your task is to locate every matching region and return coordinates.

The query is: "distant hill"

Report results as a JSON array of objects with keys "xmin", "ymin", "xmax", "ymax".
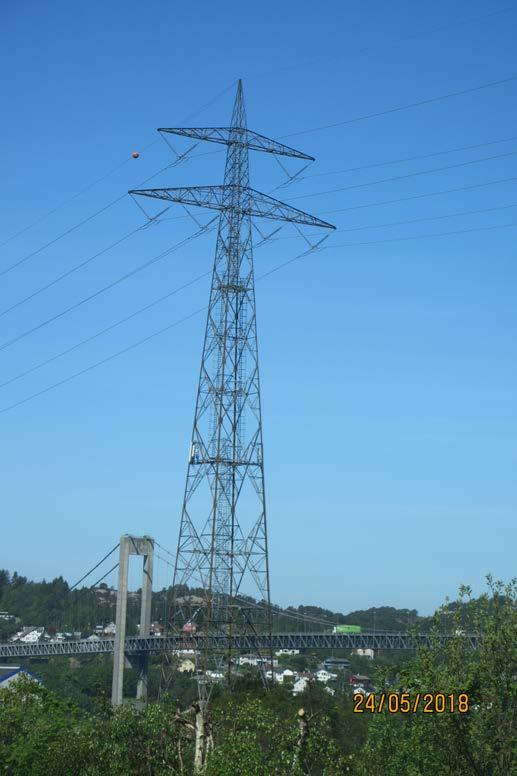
[
  {"xmin": 284, "ymin": 604, "xmax": 421, "ymax": 631},
  {"xmin": 0, "ymin": 567, "xmax": 463, "ymax": 637}
]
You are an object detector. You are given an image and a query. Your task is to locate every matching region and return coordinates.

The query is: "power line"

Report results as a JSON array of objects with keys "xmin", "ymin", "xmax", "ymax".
[
  {"xmin": 0, "ymin": 271, "xmax": 211, "ymax": 390},
  {"xmin": 0, "ymin": 306, "xmax": 206, "ymax": 415},
  {"xmin": 0, "ymin": 151, "xmax": 156, "ymax": 251},
  {"xmin": 288, "ymin": 148, "xmax": 517, "ymax": 202},
  {"xmin": 0, "ymin": 242, "xmax": 320, "ymax": 414},
  {"xmin": 0, "ymin": 221, "xmax": 148, "ymax": 319},
  {"xmin": 2, "ymin": 217, "xmax": 513, "ymax": 416},
  {"xmin": 0, "ymin": 82, "xmax": 236, "ymax": 251},
  {"xmin": 0, "ymin": 152, "xmax": 200, "ymax": 280},
  {"xmin": 4, "ymin": 76, "xmax": 517, "ymax": 278},
  {"xmin": 293, "ymin": 133, "xmax": 517, "ymax": 182},
  {"xmin": 318, "ymin": 174, "xmax": 517, "ymax": 216},
  {"xmin": 0, "ymin": 215, "xmax": 303, "ymax": 390},
  {"xmin": 280, "ymin": 73, "xmax": 517, "ymax": 140},
  {"xmin": 325, "ymin": 220, "xmax": 517, "ymax": 249},
  {"xmin": 332, "ymin": 201, "xmax": 517, "ymax": 233},
  {"xmin": 0, "ymin": 194, "xmax": 128, "ymax": 278},
  {"xmin": 247, "ymin": 4, "xmax": 515, "ymax": 81},
  {"xmin": 0, "ymin": 218, "xmax": 217, "ymax": 354}
]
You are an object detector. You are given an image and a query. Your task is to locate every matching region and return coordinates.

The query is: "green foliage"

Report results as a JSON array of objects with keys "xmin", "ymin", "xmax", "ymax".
[
  {"xmin": 0, "ymin": 676, "xmax": 188, "ymax": 775},
  {"xmin": 0, "ymin": 676, "xmax": 361, "ymax": 775},
  {"xmin": 206, "ymin": 696, "xmax": 349, "ymax": 775},
  {"xmin": 360, "ymin": 578, "xmax": 517, "ymax": 776},
  {"xmin": 1, "ymin": 577, "xmax": 515, "ymax": 774}
]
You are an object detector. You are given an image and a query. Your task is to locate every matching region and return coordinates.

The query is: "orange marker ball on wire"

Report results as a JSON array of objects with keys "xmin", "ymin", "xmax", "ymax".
[{"xmin": 132, "ymin": 151, "xmax": 140, "ymax": 159}]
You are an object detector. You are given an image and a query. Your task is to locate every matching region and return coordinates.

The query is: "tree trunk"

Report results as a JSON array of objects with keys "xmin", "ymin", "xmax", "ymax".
[
  {"xmin": 193, "ymin": 701, "xmax": 206, "ymax": 774},
  {"xmin": 292, "ymin": 707, "xmax": 308, "ymax": 770}
]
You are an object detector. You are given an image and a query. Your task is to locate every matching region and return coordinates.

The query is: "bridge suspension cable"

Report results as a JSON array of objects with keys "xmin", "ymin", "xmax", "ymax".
[
  {"xmin": 69, "ymin": 542, "xmax": 120, "ymax": 591},
  {"xmin": 154, "ymin": 543, "xmax": 342, "ymax": 629}
]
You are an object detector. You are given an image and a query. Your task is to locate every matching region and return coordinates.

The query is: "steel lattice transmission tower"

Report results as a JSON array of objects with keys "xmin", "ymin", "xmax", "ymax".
[{"xmin": 131, "ymin": 81, "xmax": 334, "ymax": 688}]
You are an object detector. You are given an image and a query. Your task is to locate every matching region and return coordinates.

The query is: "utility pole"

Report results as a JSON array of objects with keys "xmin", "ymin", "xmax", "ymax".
[{"xmin": 131, "ymin": 80, "xmax": 334, "ymax": 701}]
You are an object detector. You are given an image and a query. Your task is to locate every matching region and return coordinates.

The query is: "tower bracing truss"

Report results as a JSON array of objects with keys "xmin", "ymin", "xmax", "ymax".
[{"xmin": 130, "ymin": 80, "xmax": 334, "ymax": 694}]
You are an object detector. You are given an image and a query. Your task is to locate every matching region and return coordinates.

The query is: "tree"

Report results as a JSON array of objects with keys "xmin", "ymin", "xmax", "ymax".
[{"xmin": 360, "ymin": 578, "xmax": 517, "ymax": 776}]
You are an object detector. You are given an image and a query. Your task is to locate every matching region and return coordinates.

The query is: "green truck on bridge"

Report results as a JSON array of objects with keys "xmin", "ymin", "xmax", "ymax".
[{"xmin": 332, "ymin": 625, "xmax": 362, "ymax": 634}]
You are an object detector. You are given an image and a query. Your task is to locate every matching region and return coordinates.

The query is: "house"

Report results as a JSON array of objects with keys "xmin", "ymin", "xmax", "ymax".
[
  {"xmin": 315, "ymin": 669, "xmax": 337, "ymax": 684},
  {"xmin": 136, "ymin": 621, "xmax": 163, "ymax": 635},
  {"xmin": 323, "ymin": 657, "xmax": 350, "ymax": 672},
  {"xmin": 349, "ymin": 673, "xmax": 372, "ymax": 686},
  {"xmin": 205, "ymin": 670, "xmax": 224, "ymax": 682},
  {"xmin": 292, "ymin": 677, "xmax": 309, "ymax": 695},
  {"xmin": 353, "ymin": 685, "xmax": 374, "ymax": 697},
  {"xmin": 0, "ymin": 666, "xmax": 41, "ymax": 689},
  {"xmin": 53, "ymin": 632, "xmax": 74, "ymax": 642},
  {"xmin": 266, "ymin": 668, "xmax": 296, "ymax": 684},
  {"xmin": 103, "ymin": 622, "xmax": 116, "ymax": 636},
  {"xmin": 351, "ymin": 648, "xmax": 374, "ymax": 660},
  {"xmin": 10, "ymin": 627, "xmax": 47, "ymax": 644},
  {"xmin": 275, "ymin": 649, "xmax": 300, "ymax": 656},
  {"xmin": 93, "ymin": 585, "xmax": 116, "ymax": 598},
  {"xmin": 237, "ymin": 655, "xmax": 278, "ymax": 668},
  {"xmin": 86, "ymin": 634, "xmax": 100, "ymax": 642},
  {"xmin": 178, "ymin": 659, "xmax": 195, "ymax": 673},
  {"xmin": 0, "ymin": 612, "xmax": 15, "ymax": 622},
  {"xmin": 350, "ymin": 674, "xmax": 375, "ymax": 693}
]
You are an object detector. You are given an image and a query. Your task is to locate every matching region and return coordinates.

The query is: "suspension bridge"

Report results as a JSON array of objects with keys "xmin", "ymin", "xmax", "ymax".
[{"xmin": 0, "ymin": 534, "xmax": 479, "ymax": 663}]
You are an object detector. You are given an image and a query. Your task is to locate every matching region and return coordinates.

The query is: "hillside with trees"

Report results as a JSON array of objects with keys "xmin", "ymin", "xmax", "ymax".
[
  {"xmin": 0, "ymin": 577, "xmax": 514, "ymax": 774},
  {"xmin": 0, "ymin": 567, "xmax": 427, "ymax": 638}
]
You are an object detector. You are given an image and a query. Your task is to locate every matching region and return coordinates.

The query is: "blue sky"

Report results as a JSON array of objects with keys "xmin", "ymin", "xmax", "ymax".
[{"xmin": 1, "ymin": 0, "xmax": 516, "ymax": 614}]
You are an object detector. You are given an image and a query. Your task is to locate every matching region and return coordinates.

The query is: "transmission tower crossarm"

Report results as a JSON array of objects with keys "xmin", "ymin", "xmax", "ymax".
[
  {"xmin": 158, "ymin": 126, "xmax": 314, "ymax": 160},
  {"xmin": 129, "ymin": 185, "xmax": 335, "ymax": 229}
]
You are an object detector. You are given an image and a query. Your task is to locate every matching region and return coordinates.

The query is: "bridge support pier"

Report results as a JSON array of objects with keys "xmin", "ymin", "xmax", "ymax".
[{"xmin": 111, "ymin": 535, "xmax": 154, "ymax": 707}]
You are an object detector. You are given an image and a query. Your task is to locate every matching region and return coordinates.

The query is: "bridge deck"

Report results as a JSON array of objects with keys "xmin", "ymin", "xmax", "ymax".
[{"xmin": 0, "ymin": 631, "xmax": 478, "ymax": 659}]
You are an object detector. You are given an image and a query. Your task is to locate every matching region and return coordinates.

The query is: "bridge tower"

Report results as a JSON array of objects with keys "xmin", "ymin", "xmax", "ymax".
[
  {"xmin": 111, "ymin": 535, "xmax": 154, "ymax": 706},
  {"xmin": 131, "ymin": 81, "xmax": 334, "ymax": 696}
]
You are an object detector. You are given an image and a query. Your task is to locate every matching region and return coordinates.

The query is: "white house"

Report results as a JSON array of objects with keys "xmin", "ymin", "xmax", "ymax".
[
  {"xmin": 292, "ymin": 677, "xmax": 309, "ymax": 695},
  {"xmin": 103, "ymin": 622, "xmax": 116, "ymax": 636},
  {"xmin": 275, "ymin": 649, "xmax": 300, "ymax": 656},
  {"xmin": 265, "ymin": 668, "xmax": 297, "ymax": 684},
  {"xmin": 11, "ymin": 627, "xmax": 47, "ymax": 644},
  {"xmin": 315, "ymin": 669, "xmax": 337, "ymax": 684},
  {"xmin": 353, "ymin": 685, "xmax": 372, "ymax": 697},
  {"xmin": 237, "ymin": 655, "xmax": 278, "ymax": 668},
  {"xmin": 206, "ymin": 670, "xmax": 225, "ymax": 681},
  {"xmin": 351, "ymin": 648, "xmax": 374, "ymax": 660}
]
